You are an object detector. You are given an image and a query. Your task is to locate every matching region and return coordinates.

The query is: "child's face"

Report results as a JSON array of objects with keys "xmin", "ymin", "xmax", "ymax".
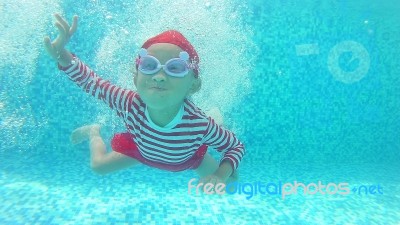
[{"xmin": 134, "ymin": 43, "xmax": 199, "ymax": 110}]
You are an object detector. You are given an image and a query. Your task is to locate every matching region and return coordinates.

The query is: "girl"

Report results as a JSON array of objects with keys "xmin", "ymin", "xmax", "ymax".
[{"xmin": 44, "ymin": 13, "xmax": 244, "ymax": 187}]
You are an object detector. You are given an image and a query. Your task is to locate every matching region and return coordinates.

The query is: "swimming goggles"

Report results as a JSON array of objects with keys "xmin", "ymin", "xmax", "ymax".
[{"xmin": 135, "ymin": 48, "xmax": 198, "ymax": 78}]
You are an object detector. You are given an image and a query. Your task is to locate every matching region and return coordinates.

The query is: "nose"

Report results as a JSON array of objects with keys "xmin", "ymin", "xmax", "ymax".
[{"xmin": 152, "ymin": 69, "xmax": 167, "ymax": 82}]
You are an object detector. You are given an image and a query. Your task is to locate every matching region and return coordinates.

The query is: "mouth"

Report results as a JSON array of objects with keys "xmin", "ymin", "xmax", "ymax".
[{"xmin": 149, "ymin": 86, "xmax": 167, "ymax": 91}]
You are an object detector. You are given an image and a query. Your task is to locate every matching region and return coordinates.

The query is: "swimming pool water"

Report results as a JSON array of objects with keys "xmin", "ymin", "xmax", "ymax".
[{"xmin": 1, "ymin": 0, "xmax": 399, "ymax": 224}]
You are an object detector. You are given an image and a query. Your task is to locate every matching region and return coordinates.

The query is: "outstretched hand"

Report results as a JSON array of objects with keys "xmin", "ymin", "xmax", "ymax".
[
  {"xmin": 44, "ymin": 13, "xmax": 78, "ymax": 65},
  {"xmin": 198, "ymin": 174, "xmax": 226, "ymax": 194}
]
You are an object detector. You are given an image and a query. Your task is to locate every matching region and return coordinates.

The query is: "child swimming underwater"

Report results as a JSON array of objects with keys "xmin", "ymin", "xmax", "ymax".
[{"xmin": 44, "ymin": 14, "xmax": 245, "ymax": 186}]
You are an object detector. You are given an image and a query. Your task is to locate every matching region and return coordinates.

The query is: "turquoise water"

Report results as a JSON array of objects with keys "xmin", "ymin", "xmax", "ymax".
[{"xmin": 1, "ymin": 0, "xmax": 400, "ymax": 224}]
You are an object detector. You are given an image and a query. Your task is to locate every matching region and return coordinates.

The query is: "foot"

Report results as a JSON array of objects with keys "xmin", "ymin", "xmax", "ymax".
[
  {"xmin": 70, "ymin": 124, "xmax": 101, "ymax": 145},
  {"xmin": 206, "ymin": 107, "xmax": 224, "ymax": 125}
]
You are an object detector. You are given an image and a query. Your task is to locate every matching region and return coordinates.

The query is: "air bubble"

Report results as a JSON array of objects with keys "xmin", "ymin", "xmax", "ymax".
[
  {"xmin": 93, "ymin": 0, "xmax": 256, "ymax": 134},
  {"xmin": 121, "ymin": 28, "xmax": 129, "ymax": 35}
]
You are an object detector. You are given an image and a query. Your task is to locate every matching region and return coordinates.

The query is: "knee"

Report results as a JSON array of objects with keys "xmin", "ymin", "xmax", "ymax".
[{"xmin": 90, "ymin": 162, "xmax": 108, "ymax": 175}]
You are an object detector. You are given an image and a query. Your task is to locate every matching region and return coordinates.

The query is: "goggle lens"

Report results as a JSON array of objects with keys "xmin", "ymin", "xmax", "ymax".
[
  {"xmin": 136, "ymin": 48, "xmax": 196, "ymax": 78},
  {"xmin": 140, "ymin": 57, "xmax": 159, "ymax": 72},
  {"xmin": 166, "ymin": 59, "xmax": 187, "ymax": 74}
]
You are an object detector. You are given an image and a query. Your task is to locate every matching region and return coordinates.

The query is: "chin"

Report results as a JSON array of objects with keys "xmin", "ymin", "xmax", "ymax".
[
  {"xmin": 141, "ymin": 96, "xmax": 170, "ymax": 109},
  {"xmin": 139, "ymin": 89, "xmax": 186, "ymax": 109}
]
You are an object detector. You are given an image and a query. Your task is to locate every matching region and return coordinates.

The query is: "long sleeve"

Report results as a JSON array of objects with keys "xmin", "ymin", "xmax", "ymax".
[
  {"xmin": 202, "ymin": 118, "xmax": 245, "ymax": 172},
  {"xmin": 59, "ymin": 56, "xmax": 137, "ymax": 119}
]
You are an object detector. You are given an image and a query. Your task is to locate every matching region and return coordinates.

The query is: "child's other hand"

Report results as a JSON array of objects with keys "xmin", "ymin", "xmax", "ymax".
[
  {"xmin": 44, "ymin": 13, "xmax": 78, "ymax": 64},
  {"xmin": 198, "ymin": 174, "xmax": 226, "ymax": 194}
]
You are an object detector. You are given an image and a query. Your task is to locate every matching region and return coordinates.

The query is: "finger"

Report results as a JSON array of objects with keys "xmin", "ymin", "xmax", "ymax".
[
  {"xmin": 44, "ymin": 36, "xmax": 57, "ymax": 58},
  {"xmin": 55, "ymin": 21, "xmax": 67, "ymax": 38},
  {"xmin": 69, "ymin": 15, "xmax": 78, "ymax": 35},
  {"xmin": 43, "ymin": 36, "xmax": 54, "ymax": 52},
  {"xmin": 54, "ymin": 13, "xmax": 70, "ymax": 31}
]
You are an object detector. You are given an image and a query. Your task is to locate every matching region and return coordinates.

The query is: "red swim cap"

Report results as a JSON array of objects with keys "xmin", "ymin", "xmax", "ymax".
[{"xmin": 140, "ymin": 30, "xmax": 199, "ymax": 77}]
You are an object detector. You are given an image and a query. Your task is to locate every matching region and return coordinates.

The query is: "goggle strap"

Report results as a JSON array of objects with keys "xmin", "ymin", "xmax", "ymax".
[
  {"xmin": 135, "ymin": 58, "xmax": 141, "ymax": 66},
  {"xmin": 187, "ymin": 62, "xmax": 199, "ymax": 70}
]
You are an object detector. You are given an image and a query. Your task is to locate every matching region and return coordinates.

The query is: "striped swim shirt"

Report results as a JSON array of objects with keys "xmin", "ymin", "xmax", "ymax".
[{"xmin": 60, "ymin": 56, "xmax": 245, "ymax": 172}]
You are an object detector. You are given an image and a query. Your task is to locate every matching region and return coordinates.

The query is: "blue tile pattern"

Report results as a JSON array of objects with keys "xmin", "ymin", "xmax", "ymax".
[
  {"xmin": 1, "ymin": 154, "xmax": 400, "ymax": 224},
  {"xmin": 1, "ymin": 0, "xmax": 400, "ymax": 224}
]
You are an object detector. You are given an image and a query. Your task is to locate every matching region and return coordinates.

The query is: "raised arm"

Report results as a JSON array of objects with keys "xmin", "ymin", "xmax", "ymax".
[
  {"xmin": 44, "ymin": 13, "xmax": 77, "ymax": 67},
  {"xmin": 44, "ymin": 14, "xmax": 136, "ymax": 116}
]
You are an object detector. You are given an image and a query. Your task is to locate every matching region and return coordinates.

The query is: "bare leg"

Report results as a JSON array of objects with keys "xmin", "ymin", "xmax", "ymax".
[
  {"xmin": 70, "ymin": 124, "xmax": 101, "ymax": 145},
  {"xmin": 70, "ymin": 124, "xmax": 107, "ymax": 167},
  {"xmin": 71, "ymin": 124, "xmax": 139, "ymax": 174}
]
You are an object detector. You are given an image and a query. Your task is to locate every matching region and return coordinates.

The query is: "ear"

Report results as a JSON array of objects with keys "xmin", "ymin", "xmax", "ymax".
[{"xmin": 189, "ymin": 78, "xmax": 201, "ymax": 95}]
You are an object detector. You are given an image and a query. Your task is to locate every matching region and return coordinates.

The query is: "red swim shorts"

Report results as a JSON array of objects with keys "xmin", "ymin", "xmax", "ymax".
[{"xmin": 111, "ymin": 132, "xmax": 208, "ymax": 172}]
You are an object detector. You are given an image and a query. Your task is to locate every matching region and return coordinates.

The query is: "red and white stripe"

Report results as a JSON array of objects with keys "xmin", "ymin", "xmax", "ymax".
[{"xmin": 61, "ymin": 58, "xmax": 245, "ymax": 171}]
